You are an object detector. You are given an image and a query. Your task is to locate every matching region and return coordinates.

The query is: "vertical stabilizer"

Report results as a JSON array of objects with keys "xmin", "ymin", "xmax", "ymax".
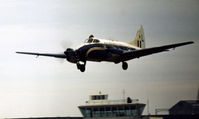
[{"xmin": 128, "ymin": 25, "xmax": 145, "ymax": 48}]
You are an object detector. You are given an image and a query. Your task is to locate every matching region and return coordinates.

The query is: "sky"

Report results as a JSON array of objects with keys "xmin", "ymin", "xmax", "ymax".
[{"xmin": 0, "ymin": 0, "xmax": 199, "ymax": 118}]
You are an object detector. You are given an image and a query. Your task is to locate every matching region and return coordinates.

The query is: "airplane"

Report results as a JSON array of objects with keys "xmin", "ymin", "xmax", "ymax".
[{"xmin": 16, "ymin": 25, "xmax": 194, "ymax": 72}]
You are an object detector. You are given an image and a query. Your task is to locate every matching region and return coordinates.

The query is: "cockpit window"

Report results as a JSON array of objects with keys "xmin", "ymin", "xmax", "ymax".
[
  {"xmin": 88, "ymin": 39, "xmax": 93, "ymax": 43},
  {"xmin": 85, "ymin": 38, "xmax": 100, "ymax": 43},
  {"xmin": 93, "ymin": 39, "xmax": 100, "ymax": 43},
  {"xmin": 84, "ymin": 35, "xmax": 100, "ymax": 43},
  {"xmin": 84, "ymin": 38, "xmax": 92, "ymax": 43}
]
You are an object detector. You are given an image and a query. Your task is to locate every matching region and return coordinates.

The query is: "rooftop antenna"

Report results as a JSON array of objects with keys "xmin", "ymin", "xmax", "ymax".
[
  {"xmin": 122, "ymin": 89, "xmax": 126, "ymax": 102},
  {"xmin": 147, "ymin": 99, "xmax": 150, "ymax": 115},
  {"xmin": 197, "ymin": 85, "xmax": 199, "ymax": 100}
]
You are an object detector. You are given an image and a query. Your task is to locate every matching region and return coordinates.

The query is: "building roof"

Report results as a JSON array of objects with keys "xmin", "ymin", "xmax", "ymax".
[{"xmin": 170, "ymin": 100, "xmax": 199, "ymax": 110}]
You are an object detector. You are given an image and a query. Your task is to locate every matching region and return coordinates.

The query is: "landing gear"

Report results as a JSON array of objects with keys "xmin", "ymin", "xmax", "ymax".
[
  {"xmin": 122, "ymin": 62, "xmax": 128, "ymax": 70},
  {"xmin": 77, "ymin": 62, "xmax": 86, "ymax": 72},
  {"xmin": 79, "ymin": 65, "xmax": 85, "ymax": 72}
]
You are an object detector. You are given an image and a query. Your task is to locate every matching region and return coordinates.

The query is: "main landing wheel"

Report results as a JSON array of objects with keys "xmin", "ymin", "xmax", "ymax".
[
  {"xmin": 122, "ymin": 62, "xmax": 128, "ymax": 70},
  {"xmin": 79, "ymin": 65, "xmax": 85, "ymax": 72},
  {"xmin": 77, "ymin": 62, "xmax": 86, "ymax": 72}
]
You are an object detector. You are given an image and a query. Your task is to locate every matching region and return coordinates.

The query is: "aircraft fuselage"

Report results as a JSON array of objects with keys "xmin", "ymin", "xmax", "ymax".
[{"xmin": 74, "ymin": 40, "xmax": 137, "ymax": 63}]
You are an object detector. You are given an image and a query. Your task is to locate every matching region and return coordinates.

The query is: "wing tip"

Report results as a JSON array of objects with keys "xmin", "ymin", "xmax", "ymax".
[
  {"xmin": 16, "ymin": 51, "xmax": 22, "ymax": 54},
  {"xmin": 181, "ymin": 41, "xmax": 194, "ymax": 46},
  {"xmin": 188, "ymin": 41, "xmax": 194, "ymax": 44},
  {"xmin": 187, "ymin": 41, "xmax": 194, "ymax": 45},
  {"xmin": 16, "ymin": 51, "xmax": 26, "ymax": 54}
]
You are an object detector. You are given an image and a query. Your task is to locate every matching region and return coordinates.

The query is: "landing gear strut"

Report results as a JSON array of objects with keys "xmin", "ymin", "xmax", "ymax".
[
  {"xmin": 122, "ymin": 62, "xmax": 128, "ymax": 70},
  {"xmin": 77, "ymin": 62, "xmax": 86, "ymax": 72}
]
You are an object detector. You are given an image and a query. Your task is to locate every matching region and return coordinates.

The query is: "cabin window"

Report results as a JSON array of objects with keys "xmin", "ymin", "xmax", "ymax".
[{"xmin": 106, "ymin": 45, "xmax": 115, "ymax": 49}]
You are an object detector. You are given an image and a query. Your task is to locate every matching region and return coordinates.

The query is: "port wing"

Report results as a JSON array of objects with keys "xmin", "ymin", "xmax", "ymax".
[
  {"xmin": 16, "ymin": 52, "xmax": 66, "ymax": 58},
  {"xmin": 121, "ymin": 41, "xmax": 194, "ymax": 61}
]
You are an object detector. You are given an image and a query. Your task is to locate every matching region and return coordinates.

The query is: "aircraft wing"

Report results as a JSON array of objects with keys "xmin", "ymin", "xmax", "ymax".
[
  {"xmin": 16, "ymin": 52, "xmax": 66, "ymax": 58},
  {"xmin": 121, "ymin": 41, "xmax": 194, "ymax": 61}
]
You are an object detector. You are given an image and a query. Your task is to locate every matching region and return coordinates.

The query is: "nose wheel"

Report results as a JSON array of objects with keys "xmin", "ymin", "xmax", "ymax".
[
  {"xmin": 122, "ymin": 62, "xmax": 128, "ymax": 70},
  {"xmin": 77, "ymin": 62, "xmax": 86, "ymax": 72}
]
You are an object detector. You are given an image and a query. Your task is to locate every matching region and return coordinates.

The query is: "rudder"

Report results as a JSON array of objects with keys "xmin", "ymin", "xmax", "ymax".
[{"xmin": 128, "ymin": 25, "xmax": 145, "ymax": 48}]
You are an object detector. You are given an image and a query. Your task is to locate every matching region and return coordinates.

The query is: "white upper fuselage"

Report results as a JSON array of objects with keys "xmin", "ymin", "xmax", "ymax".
[{"xmin": 75, "ymin": 38, "xmax": 141, "ymax": 50}]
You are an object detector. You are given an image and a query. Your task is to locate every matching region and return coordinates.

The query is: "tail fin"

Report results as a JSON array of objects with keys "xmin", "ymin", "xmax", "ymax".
[{"xmin": 128, "ymin": 25, "xmax": 145, "ymax": 48}]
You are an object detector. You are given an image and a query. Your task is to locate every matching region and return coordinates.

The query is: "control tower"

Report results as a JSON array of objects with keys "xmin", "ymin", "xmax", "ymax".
[{"xmin": 78, "ymin": 93, "xmax": 145, "ymax": 119}]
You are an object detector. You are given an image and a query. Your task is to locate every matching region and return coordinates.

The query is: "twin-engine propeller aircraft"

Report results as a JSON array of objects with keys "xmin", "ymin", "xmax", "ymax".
[{"xmin": 16, "ymin": 25, "xmax": 194, "ymax": 72}]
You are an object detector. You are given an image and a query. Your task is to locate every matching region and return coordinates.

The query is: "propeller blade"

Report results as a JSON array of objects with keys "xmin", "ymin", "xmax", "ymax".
[{"xmin": 60, "ymin": 40, "xmax": 73, "ymax": 50}]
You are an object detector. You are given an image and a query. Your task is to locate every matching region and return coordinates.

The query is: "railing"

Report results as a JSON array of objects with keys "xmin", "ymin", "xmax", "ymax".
[
  {"xmin": 86, "ymin": 99, "xmax": 139, "ymax": 105},
  {"xmin": 108, "ymin": 99, "xmax": 139, "ymax": 104}
]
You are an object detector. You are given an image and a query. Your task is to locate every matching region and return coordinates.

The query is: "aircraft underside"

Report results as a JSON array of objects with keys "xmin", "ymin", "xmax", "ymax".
[
  {"xmin": 76, "ymin": 60, "xmax": 128, "ymax": 72},
  {"xmin": 75, "ymin": 49, "xmax": 128, "ymax": 72}
]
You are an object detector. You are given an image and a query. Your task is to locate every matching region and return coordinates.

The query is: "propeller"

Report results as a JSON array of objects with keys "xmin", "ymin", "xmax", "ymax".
[
  {"xmin": 64, "ymin": 48, "xmax": 78, "ymax": 63},
  {"xmin": 60, "ymin": 40, "xmax": 73, "ymax": 50},
  {"xmin": 56, "ymin": 40, "xmax": 73, "ymax": 63}
]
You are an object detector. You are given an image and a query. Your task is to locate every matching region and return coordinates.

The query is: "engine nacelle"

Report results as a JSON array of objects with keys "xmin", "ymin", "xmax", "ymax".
[{"xmin": 64, "ymin": 48, "xmax": 78, "ymax": 63}]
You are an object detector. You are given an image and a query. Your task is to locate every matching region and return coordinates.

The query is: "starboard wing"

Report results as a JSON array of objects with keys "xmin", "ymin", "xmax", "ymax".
[{"xmin": 120, "ymin": 41, "xmax": 194, "ymax": 61}]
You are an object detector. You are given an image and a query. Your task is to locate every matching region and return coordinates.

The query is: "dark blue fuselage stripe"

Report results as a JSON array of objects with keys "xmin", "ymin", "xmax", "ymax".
[{"xmin": 76, "ymin": 43, "xmax": 135, "ymax": 62}]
